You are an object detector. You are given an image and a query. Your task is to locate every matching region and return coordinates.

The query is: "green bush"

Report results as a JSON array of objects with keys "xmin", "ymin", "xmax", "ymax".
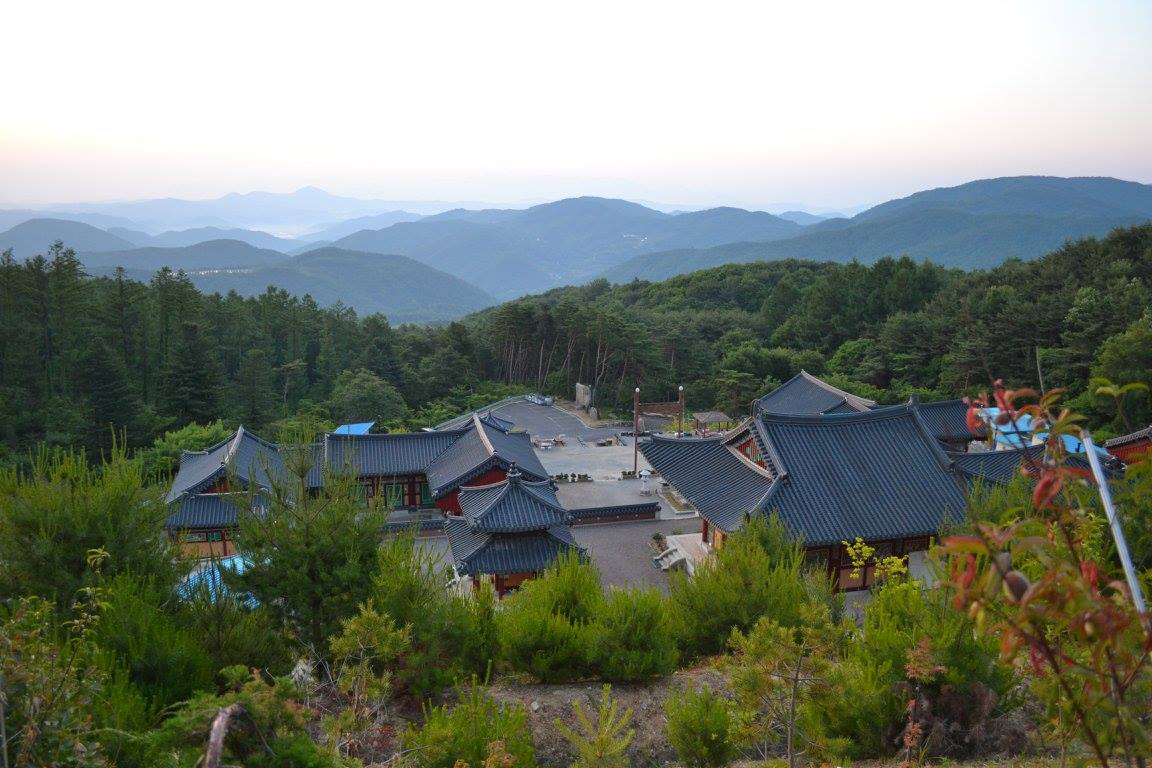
[
  {"xmin": 139, "ymin": 668, "xmax": 347, "ymax": 768},
  {"xmin": 499, "ymin": 598, "xmax": 595, "ymax": 683},
  {"xmin": 593, "ymin": 586, "xmax": 678, "ymax": 681},
  {"xmin": 92, "ymin": 574, "xmax": 215, "ymax": 713},
  {"xmin": 498, "ymin": 552, "xmax": 602, "ymax": 682},
  {"xmin": 368, "ymin": 532, "xmax": 473, "ymax": 696},
  {"xmin": 669, "ymin": 515, "xmax": 808, "ymax": 658},
  {"xmin": 664, "ymin": 685, "xmax": 739, "ymax": 768},
  {"xmin": 403, "ymin": 678, "xmax": 535, "ymax": 768}
]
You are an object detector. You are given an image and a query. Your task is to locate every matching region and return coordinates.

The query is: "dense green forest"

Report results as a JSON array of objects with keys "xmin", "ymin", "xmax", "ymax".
[{"xmin": 2, "ymin": 224, "xmax": 1150, "ymax": 467}]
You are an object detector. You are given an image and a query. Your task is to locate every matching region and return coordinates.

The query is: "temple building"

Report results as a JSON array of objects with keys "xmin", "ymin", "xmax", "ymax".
[
  {"xmin": 755, "ymin": 370, "xmax": 877, "ymax": 416},
  {"xmin": 642, "ymin": 404, "xmax": 969, "ymax": 590},
  {"xmin": 915, "ymin": 398, "xmax": 987, "ymax": 451},
  {"xmin": 1105, "ymin": 425, "xmax": 1152, "ymax": 464},
  {"xmin": 164, "ymin": 426, "xmax": 283, "ymax": 558},
  {"xmin": 445, "ymin": 465, "xmax": 584, "ymax": 594},
  {"xmin": 164, "ymin": 412, "xmax": 551, "ymax": 557}
]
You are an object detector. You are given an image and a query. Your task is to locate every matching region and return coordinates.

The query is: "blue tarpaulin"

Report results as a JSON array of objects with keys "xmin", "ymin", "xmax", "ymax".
[
  {"xmin": 334, "ymin": 421, "xmax": 375, "ymax": 435},
  {"xmin": 177, "ymin": 555, "xmax": 257, "ymax": 606}
]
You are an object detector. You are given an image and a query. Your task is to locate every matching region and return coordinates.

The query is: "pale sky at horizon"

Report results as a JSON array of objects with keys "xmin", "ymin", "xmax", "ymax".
[{"xmin": 3, "ymin": 0, "xmax": 1151, "ymax": 211}]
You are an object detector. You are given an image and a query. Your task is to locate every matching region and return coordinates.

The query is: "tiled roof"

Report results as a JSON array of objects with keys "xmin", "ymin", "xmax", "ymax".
[
  {"xmin": 320, "ymin": 429, "xmax": 463, "ymax": 482},
  {"xmin": 951, "ymin": 445, "xmax": 1122, "ymax": 486},
  {"xmin": 1105, "ymin": 425, "xmax": 1152, "ymax": 449},
  {"xmin": 754, "ymin": 406, "xmax": 967, "ymax": 545},
  {"xmin": 916, "ymin": 399, "xmax": 986, "ymax": 443},
  {"xmin": 755, "ymin": 371, "xmax": 877, "ymax": 416},
  {"xmin": 644, "ymin": 405, "xmax": 968, "ymax": 545},
  {"xmin": 950, "ymin": 447, "xmax": 1048, "ymax": 486},
  {"xmin": 570, "ymin": 502, "xmax": 661, "ymax": 521},
  {"xmin": 445, "ymin": 518, "xmax": 583, "ymax": 576},
  {"xmin": 166, "ymin": 426, "xmax": 284, "ymax": 503},
  {"xmin": 426, "ymin": 415, "xmax": 547, "ymax": 497},
  {"xmin": 459, "ymin": 473, "xmax": 571, "ymax": 533},
  {"xmin": 641, "ymin": 434, "xmax": 775, "ymax": 532},
  {"xmin": 165, "ymin": 493, "xmax": 246, "ymax": 529}
]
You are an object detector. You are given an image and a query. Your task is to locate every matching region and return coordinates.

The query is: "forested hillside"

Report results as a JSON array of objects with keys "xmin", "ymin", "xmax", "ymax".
[
  {"xmin": 477, "ymin": 223, "xmax": 1152, "ymax": 424},
  {"xmin": 605, "ymin": 176, "xmax": 1152, "ymax": 281},
  {"xmin": 2, "ymin": 224, "xmax": 1150, "ymax": 467}
]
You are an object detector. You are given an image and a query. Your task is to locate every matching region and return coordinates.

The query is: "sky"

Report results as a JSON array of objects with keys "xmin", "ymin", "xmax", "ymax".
[{"xmin": 2, "ymin": 0, "xmax": 1151, "ymax": 212}]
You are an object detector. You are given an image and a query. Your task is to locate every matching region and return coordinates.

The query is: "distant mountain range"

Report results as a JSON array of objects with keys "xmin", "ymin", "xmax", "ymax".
[
  {"xmin": 3, "ymin": 176, "xmax": 1150, "ymax": 321},
  {"xmin": 602, "ymin": 177, "xmax": 1152, "ymax": 282},
  {"xmin": 185, "ymin": 247, "xmax": 494, "ymax": 324},
  {"xmin": 330, "ymin": 197, "xmax": 803, "ymax": 296}
]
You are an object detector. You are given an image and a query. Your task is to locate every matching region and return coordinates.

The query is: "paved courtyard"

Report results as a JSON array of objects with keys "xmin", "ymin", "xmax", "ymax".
[
  {"xmin": 489, "ymin": 400, "xmax": 622, "ymax": 442},
  {"xmin": 574, "ymin": 518, "xmax": 698, "ymax": 592},
  {"xmin": 414, "ymin": 516, "xmax": 700, "ymax": 593}
]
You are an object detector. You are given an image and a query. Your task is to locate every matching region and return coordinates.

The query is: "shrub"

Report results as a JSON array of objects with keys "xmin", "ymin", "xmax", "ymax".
[
  {"xmin": 92, "ymin": 574, "xmax": 215, "ymax": 713},
  {"xmin": 0, "ymin": 445, "xmax": 177, "ymax": 612},
  {"xmin": 498, "ymin": 599, "xmax": 595, "ymax": 683},
  {"xmin": 498, "ymin": 552, "xmax": 603, "ymax": 682},
  {"xmin": 555, "ymin": 684, "xmax": 634, "ymax": 768},
  {"xmin": 664, "ymin": 685, "xmax": 739, "ymax": 768},
  {"xmin": 368, "ymin": 532, "xmax": 473, "ymax": 696},
  {"xmin": 403, "ymin": 678, "xmax": 535, "ymax": 768},
  {"xmin": 593, "ymin": 586, "xmax": 677, "ymax": 681},
  {"xmin": 139, "ymin": 667, "xmax": 346, "ymax": 768},
  {"xmin": 669, "ymin": 515, "xmax": 807, "ymax": 658}
]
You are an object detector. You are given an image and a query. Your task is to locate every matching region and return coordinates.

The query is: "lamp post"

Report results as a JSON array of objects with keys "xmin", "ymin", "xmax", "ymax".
[
  {"xmin": 678, "ymin": 385, "xmax": 685, "ymax": 437},
  {"xmin": 633, "ymin": 387, "xmax": 640, "ymax": 474}
]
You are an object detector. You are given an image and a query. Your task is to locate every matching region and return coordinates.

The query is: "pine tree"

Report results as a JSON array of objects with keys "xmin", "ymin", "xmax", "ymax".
[
  {"xmin": 232, "ymin": 348, "xmax": 276, "ymax": 429},
  {"xmin": 161, "ymin": 322, "xmax": 224, "ymax": 427},
  {"xmin": 79, "ymin": 339, "xmax": 142, "ymax": 454}
]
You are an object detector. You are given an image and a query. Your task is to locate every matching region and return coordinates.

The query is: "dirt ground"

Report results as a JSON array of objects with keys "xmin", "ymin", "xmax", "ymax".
[{"xmin": 486, "ymin": 664, "xmax": 728, "ymax": 768}]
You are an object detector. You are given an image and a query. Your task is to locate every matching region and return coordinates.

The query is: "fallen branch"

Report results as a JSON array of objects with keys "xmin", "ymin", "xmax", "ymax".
[{"xmin": 203, "ymin": 703, "xmax": 244, "ymax": 768}]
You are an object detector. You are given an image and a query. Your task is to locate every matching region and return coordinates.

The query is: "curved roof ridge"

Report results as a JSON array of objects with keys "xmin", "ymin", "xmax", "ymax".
[
  {"xmin": 473, "ymin": 413, "xmax": 497, "ymax": 456},
  {"xmin": 797, "ymin": 369, "xmax": 878, "ymax": 407},
  {"xmin": 650, "ymin": 432, "xmax": 726, "ymax": 444},
  {"xmin": 758, "ymin": 403, "xmax": 909, "ymax": 425}
]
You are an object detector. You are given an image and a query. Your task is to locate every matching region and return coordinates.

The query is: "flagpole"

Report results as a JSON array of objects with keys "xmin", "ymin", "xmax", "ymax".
[
  {"xmin": 633, "ymin": 387, "xmax": 640, "ymax": 475},
  {"xmin": 1081, "ymin": 433, "xmax": 1149, "ymax": 633}
]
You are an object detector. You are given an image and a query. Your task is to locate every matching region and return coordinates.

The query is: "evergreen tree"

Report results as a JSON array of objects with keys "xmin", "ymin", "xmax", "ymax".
[
  {"xmin": 79, "ymin": 339, "xmax": 143, "ymax": 455},
  {"xmin": 232, "ymin": 348, "xmax": 276, "ymax": 429},
  {"xmin": 160, "ymin": 322, "xmax": 224, "ymax": 426}
]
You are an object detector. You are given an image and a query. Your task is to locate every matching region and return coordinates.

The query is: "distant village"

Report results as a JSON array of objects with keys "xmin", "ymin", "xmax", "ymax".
[{"xmin": 166, "ymin": 372, "xmax": 1146, "ymax": 598}]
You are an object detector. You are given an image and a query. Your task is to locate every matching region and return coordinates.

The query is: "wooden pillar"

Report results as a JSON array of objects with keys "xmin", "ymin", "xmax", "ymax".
[{"xmin": 701, "ymin": 517, "xmax": 709, "ymax": 543}]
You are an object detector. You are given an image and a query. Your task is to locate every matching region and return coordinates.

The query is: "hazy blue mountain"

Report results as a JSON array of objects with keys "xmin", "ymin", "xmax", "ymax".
[
  {"xmin": 601, "ymin": 176, "xmax": 1152, "ymax": 283},
  {"xmin": 855, "ymin": 176, "xmax": 1152, "ymax": 222},
  {"xmin": 298, "ymin": 211, "xmax": 424, "ymax": 242},
  {"xmin": 189, "ymin": 247, "xmax": 496, "ymax": 323},
  {"xmin": 48, "ymin": 186, "xmax": 425, "ymax": 234},
  {"xmin": 331, "ymin": 196, "xmax": 801, "ymax": 296},
  {"xmin": 603, "ymin": 209, "xmax": 1147, "ymax": 282},
  {"xmin": 79, "ymin": 239, "xmax": 292, "ymax": 271},
  {"xmin": 334, "ymin": 219, "xmax": 553, "ymax": 299},
  {"xmin": 107, "ymin": 226, "xmax": 301, "ymax": 251},
  {"xmin": 0, "ymin": 209, "xmax": 141, "ymax": 232},
  {"xmin": 0, "ymin": 218, "xmax": 136, "ymax": 258},
  {"xmin": 778, "ymin": 210, "xmax": 834, "ymax": 225}
]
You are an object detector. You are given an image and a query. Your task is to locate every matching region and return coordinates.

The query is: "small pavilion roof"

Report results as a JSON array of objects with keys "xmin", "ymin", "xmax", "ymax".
[
  {"xmin": 458, "ymin": 469, "xmax": 571, "ymax": 533},
  {"xmin": 755, "ymin": 371, "xmax": 876, "ymax": 416},
  {"xmin": 166, "ymin": 492, "xmax": 249, "ymax": 530},
  {"xmin": 445, "ymin": 518, "xmax": 583, "ymax": 577}
]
